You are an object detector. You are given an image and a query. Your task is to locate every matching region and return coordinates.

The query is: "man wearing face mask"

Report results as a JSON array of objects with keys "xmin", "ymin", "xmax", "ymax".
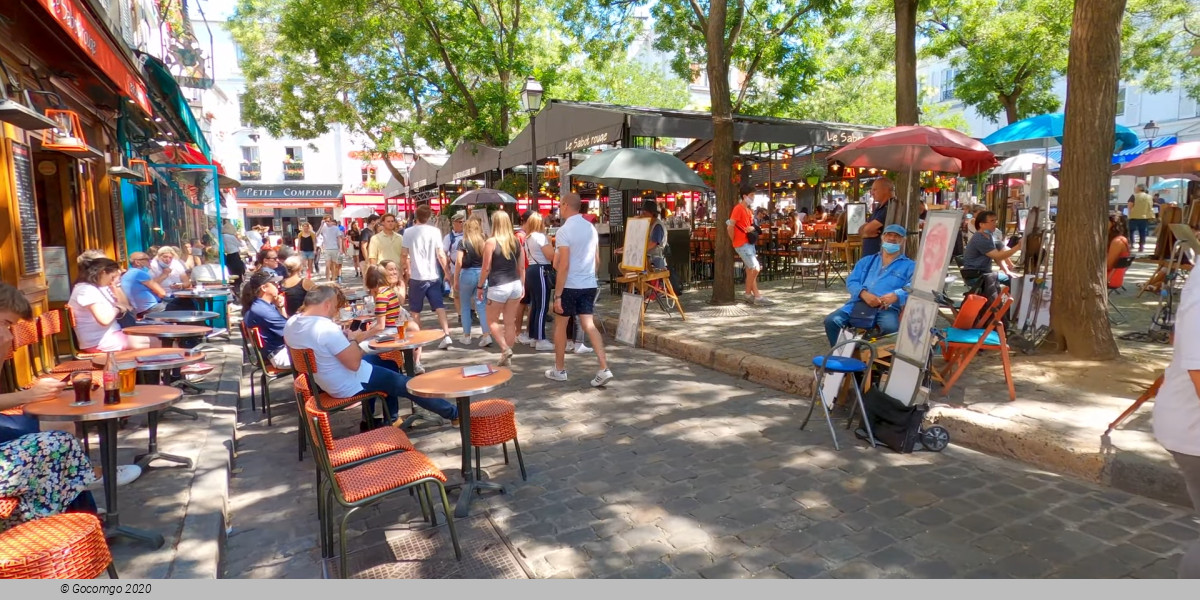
[{"xmin": 822, "ymin": 224, "xmax": 915, "ymax": 346}]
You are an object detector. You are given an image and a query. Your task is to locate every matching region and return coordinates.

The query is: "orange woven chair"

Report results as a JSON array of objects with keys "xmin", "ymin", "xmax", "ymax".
[
  {"xmin": 299, "ymin": 408, "xmax": 461, "ymax": 577},
  {"xmin": 287, "ymin": 347, "xmax": 386, "ymax": 461},
  {"xmin": 298, "ymin": 381, "xmax": 415, "ymax": 469},
  {"xmin": 0, "ymin": 511, "xmax": 117, "ymax": 579},
  {"xmin": 10, "ymin": 320, "xmax": 40, "ymax": 383},
  {"xmin": 468, "ymin": 399, "xmax": 527, "ymax": 482},
  {"xmin": 37, "ymin": 311, "xmax": 96, "ymax": 377},
  {"xmin": 244, "ymin": 324, "xmax": 294, "ymax": 426}
]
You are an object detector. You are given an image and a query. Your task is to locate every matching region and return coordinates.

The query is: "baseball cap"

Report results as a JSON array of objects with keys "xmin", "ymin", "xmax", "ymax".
[
  {"xmin": 883, "ymin": 224, "xmax": 907, "ymax": 237},
  {"xmin": 246, "ymin": 269, "xmax": 282, "ymax": 292}
]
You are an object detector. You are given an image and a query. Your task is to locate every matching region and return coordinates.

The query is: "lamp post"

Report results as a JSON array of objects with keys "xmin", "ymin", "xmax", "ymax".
[
  {"xmin": 520, "ymin": 76, "xmax": 543, "ymax": 205},
  {"xmin": 1143, "ymin": 120, "xmax": 1160, "ymax": 188}
]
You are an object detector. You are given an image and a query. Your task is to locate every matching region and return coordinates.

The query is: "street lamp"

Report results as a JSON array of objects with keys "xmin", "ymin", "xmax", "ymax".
[
  {"xmin": 1144, "ymin": 119, "xmax": 1160, "ymax": 143},
  {"xmin": 520, "ymin": 76, "xmax": 543, "ymax": 201}
]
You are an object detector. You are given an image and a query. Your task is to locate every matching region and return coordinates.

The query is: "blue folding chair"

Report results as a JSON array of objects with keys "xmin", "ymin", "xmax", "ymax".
[{"xmin": 802, "ymin": 337, "xmax": 878, "ymax": 450}]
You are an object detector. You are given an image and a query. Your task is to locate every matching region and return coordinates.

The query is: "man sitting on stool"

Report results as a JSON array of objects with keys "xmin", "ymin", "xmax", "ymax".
[{"xmin": 823, "ymin": 224, "xmax": 915, "ymax": 346}]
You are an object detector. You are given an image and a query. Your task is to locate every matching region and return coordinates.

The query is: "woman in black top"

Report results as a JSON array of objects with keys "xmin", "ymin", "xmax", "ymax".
[
  {"xmin": 348, "ymin": 222, "xmax": 362, "ymax": 277},
  {"xmin": 478, "ymin": 211, "xmax": 525, "ymax": 367},
  {"xmin": 296, "ymin": 222, "xmax": 316, "ymax": 278},
  {"xmin": 278, "ymin": 255, "xmax": 315, "ymax": 317}
]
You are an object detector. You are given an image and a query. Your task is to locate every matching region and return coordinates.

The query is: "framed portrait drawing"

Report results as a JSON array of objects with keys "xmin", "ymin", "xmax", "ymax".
[
  {"xmin": 845, "ymin": 203, "xmax": 867, "ymax": 235},
  {"xmin": 911, "ymin": 210, "xmax": 962, "ymax": 293},
  {"xmin": 1017, "ymin": 208, "xmax": 1030, "ymax": 232},
  {"xmin": 621, "ymin": 217, "xmax": 652, "ymax": 272},
  {"xmin": 894, "ymin": 297, "xmax": 939, "ymax": 363}
]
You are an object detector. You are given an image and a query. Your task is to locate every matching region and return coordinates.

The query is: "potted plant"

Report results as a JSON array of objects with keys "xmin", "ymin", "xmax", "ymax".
[{"xmin": 801, "ymin": 162, "xmax": 825, "ymax": 187}]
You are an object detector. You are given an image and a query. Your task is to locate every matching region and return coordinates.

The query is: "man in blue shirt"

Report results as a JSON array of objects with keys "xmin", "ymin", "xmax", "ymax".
[
  {"xmin": 823, "ymin": 224, "xmax": 915, "ymax": 345},
  {"xmin": 241, "ymin": 269, "xmax": 291, "ymax": 368},
  {"xmin": 121, "ymin": 251, "xmax": 170, "ymax": 319}
]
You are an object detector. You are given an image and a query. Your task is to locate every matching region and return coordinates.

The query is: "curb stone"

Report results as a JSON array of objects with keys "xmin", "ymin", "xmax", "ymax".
[
  {"xmin": 601, "ymin": 315, "xmax": 1190, "ymax": 507},
  {"xmin": 166, "ymin": 343, "xmax": 239, "ymax": 579}
]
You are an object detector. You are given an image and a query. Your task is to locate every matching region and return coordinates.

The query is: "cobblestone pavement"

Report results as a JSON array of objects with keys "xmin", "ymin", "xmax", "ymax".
[{"xmin": 224, "ymin": 339, "xmax": 1199, "ymax": 578}]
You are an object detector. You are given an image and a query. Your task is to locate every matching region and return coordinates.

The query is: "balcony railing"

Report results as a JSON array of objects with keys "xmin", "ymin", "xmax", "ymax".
[
  {"xmin": 283, "ymin": 161, "xmax": 304, "ymax": 181},
  {"xmin": 240, "ymin": 162, "xmax": 261, "ymax": 181}
]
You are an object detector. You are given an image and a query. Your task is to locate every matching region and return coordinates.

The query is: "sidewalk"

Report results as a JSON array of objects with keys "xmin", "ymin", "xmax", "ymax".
[{"xmin": 601, "ymin": 257, "xmax": 1186, "ymax": 507}]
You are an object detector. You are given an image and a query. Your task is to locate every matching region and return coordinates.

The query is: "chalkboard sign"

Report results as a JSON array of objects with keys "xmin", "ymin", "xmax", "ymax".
[
  {"xmin": 10, "ymin": 140, "xmax": 42, "ymax": 275},
  {"xmin": 608, "ymin": 190, "xmax": 623, "ymax": 224},
  {"xmin": 110, "ymin": 184, "xmax": 127, "ymax": 262}
]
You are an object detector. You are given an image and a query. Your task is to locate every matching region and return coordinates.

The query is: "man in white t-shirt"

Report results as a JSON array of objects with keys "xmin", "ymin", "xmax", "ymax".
[
  {"xmin": 1154, "ymin": 272, "xmax": 1200, "ymax": 578},
  {"xmin": 544, "ymin": 193, "xmax": 612, "ymax": 387},
  {"xmin": 283, "ymin": 284, "xmax": 458, "ymax": 425},
  {"xmin": 316, "ymin": 216, "xmax": 345, "ymax": 283},
  {"xmin": 402, "ymin": 205, "xmax": 453, "ymax": 349}
]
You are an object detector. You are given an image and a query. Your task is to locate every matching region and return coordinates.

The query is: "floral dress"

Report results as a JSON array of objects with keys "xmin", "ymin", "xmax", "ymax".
[{"xmin": 0, "ymin": 430, "xmax": 95, "ymax": 531}]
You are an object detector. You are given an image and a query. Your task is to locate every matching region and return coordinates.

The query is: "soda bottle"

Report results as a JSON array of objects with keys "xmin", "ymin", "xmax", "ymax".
[{"xmin": 103, "ymin": 352, "xmax": 121, "ymax": 405}]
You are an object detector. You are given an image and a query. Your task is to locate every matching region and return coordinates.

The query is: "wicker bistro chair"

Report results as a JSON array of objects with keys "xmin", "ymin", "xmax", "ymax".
[
  {"xmin": 287, "ymin": 347, "xmax": 387, "ymax": 461},
  {"xmin": 10, "ymin": 320, "xmax": 40, "ymax": 383},
  {"xmin": 0, "ymin": 508, "xmax": 117, "ymax": 579},
  {"xmin": 468, "ymin": 399, "xmax": 527, "ymax": 482},
  {"xmin": 38, "ymin": 311, "xmax": 96, "ymax": 376},
  {"xmin": 244, "ymin": 324, "xmax": 294, "ymax": 425},
  {"xmin": 299, "ymin": 408, "xmax": 461, "ymax": 578}
]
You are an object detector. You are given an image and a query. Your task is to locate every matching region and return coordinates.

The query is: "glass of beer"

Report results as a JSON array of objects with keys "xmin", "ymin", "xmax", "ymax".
[
  {"xmin": 71, "ymin": 371, "xmax": 93, "ymax": 405},
  {"xmin": 118, "ymin": 362, "xmax": 137, "ymax": 397}
]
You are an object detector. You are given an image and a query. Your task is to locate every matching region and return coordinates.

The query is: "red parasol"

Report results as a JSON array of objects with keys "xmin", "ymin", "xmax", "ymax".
[
  {"xmin": 828, "ymin": 125, "xmax": 997, "ymax": 177},
  {"xmin": 1114, "ymin": 141, "xmax": 1200, "ymax": 177}
]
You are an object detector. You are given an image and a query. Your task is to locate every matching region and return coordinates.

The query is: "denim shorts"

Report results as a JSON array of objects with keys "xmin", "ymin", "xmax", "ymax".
[
  {"xmin": 558, "ymin": 287, "xmax": 597, "ymax": 317},
  {"xmin": 409, "ymin": 279, "xmax": 445, "ymax": 312},
  {"xmin": 735, "ymin": 243, "xmax": 760, "ymax": 271},
  {"xmin": 301, "ymin": 251, "xmax": 316, "ymax": 261}
]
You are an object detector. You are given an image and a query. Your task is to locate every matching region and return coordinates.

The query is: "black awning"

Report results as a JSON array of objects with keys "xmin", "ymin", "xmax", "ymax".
[
  {"xmin": 436, "ymin": 142, "xmax": 501, "ymax": 185},
  {"xmin": 497, "ymin": 100, "xmax": 880, "ymax": 171},
  {"xmin": 408, "ymin": 157, "xmax": 444, "ymax": 190}
]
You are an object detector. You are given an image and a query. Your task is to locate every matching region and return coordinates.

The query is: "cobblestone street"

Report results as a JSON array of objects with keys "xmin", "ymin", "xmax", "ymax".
[{"xmin": 224, "ymin": 341, "xmax": 1199, "ymax": 578}]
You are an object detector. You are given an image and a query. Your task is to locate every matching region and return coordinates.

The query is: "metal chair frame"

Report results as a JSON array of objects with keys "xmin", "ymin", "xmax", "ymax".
[{"xmin": 801, "ymin": 336, "xmax": 879, "ymax": 450}]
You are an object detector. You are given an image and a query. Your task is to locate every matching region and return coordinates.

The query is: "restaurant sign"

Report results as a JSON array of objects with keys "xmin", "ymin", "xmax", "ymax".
[{"xmin": 238, "ymin": 184, "xmax": 342, "ymax": 200}]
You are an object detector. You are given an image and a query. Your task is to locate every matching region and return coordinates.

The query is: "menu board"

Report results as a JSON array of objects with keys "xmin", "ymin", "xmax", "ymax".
[
  {"xmin": 10, "ymin": 140, "xmax": 43, "ymax": 275},
  {"xmin": 608, "ymin": 190, "xmax": 623, "ymax": 224},
  {"xmin": 111, "ymin": 184, "xmax": 127, "ymax": 262}
]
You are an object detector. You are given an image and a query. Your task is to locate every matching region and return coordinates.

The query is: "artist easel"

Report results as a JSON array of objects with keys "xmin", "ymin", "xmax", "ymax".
[
  {"xmin": 1105, "ymin": 374, "xmax": 1164, "ymax": 437},
  {"xmin": 615, "ymin": 269, "xmax": 687, "ymax": 320}
]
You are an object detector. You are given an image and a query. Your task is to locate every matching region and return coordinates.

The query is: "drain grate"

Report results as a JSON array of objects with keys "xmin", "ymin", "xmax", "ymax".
[{"xmin": 323, "ymin": 513, "xmax": 532, "ymax": 579}]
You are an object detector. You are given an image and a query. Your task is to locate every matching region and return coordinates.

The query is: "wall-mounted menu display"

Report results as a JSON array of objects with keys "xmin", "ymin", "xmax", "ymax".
[
  {"xmin": 110, "ymin": 184, "xmax": 127, "ymax": 262},
  {"xmin": 9, "ymin": 140, "xmax": 43, "ymax": 275}
]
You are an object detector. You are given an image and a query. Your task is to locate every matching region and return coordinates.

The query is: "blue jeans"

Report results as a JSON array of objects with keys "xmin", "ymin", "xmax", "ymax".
[
  {"xmin": 823, "ymin": 307, "xmax": 901, "ymax": 347},
  {"xmin": 457, "ymin": 267, "xmax": 489, "ymax": 337},
  {"xmin": 0, "ymin": 414, "xmax": 40, "ymax": 444},
  {"xmin": 361, "ymin": 354, "xmax": 458, "ymax": 422},
  {"xmin": 1129, "ymin": 219, "xmax": 1150, "ymax": 250}
]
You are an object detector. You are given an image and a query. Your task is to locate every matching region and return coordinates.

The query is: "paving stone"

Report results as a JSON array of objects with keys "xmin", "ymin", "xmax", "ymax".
[
  {"xmin": 813, "ymin": 539, "xmax": 862, "ymax": 563},
  {"xmin": 737, "ymin": 546, "xmax": 787, "ymax": 574},
  {"xmin": 846, "ymin": 529, "xmax": 896, "ymax": 554},
  {"xmin": 993, "ymin": 553, "xmax": 1053, "ymax": 578},
  {"xmin": 875, "ymin": 517, "xmax": 928, "ymax": 541},
  {"xmin": 665, "ymin": 548, "xmax": 715, "ymax": 573},
  {"xmin": 1128, "ymin": 532, "xmax": 1179, "ymax": 554},
  {"xmin": 766, "ymin": 530, "xmax": 819, "ymax": 555},
  {"xmin": 699, "ymin": 558, "xmax": 753, "ymax": 579},
  {"xmin": 910, "ymin": 507, "xmax": 954, "ymax": 526},
  {"xmin": 805, "ymin": 520, "xmax": 854, "ymax": 540},
  {"xmin": 1078, "ymin": 521, "xmax": 1132, "ymax": 542},
  {"xmin": 1097, "ymin": 543, "xmax": 1161, "ymax": 569},
  {"xmin": 955, "ymin": 512, "xmax": 1005, "ymax": 534},
  {"xmin": 616, "ymin": 560, "xmax": 674, "ymax": 579},
  {"xmin": 1151, "ymin": 521, "xmax": 1198, "ymax": 542},
  {"xmin": 906, "ymin": 559, "xmax": 957, "ymax": 578},
  {"xmin": 1126, "ymin": 502, "xmax": 1174, "ymax": 520},
  {"xmin": 830, "ymin": 560, "xmax": 886, "ymax": 579},
  {"xmin": 776, "ymin": 555, "xmax": 832, "ymax": 579}
]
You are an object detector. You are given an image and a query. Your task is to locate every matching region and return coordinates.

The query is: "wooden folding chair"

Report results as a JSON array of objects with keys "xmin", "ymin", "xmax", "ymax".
[{"xmin": 938, "ymin": 293, "xmax": 1016, "ymax": 401}]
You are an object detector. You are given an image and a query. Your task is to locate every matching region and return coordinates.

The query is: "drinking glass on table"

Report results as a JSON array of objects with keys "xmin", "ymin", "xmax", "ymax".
[
  {"xmin": 71, "ymin": 371, "xmax": 94, "ymax": 405},
  {"xmin": 119, "ymin": 361, "xmax": 137, "ymax": 397}
]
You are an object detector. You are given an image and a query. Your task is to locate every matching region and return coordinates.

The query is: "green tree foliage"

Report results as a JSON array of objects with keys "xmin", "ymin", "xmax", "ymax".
[
  {"xmin": 920, "ymin": 0, "xmax": 1197, "ymax": 125},
  {"xmin": 227, "ymin": 0, "xmax": 638, "ymax": 177}
]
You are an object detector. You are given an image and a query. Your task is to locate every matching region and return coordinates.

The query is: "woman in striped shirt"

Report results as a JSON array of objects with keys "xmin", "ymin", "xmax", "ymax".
[{"xmin": 366, "ymin": 261, "xmax": 424, "ymax": 372}]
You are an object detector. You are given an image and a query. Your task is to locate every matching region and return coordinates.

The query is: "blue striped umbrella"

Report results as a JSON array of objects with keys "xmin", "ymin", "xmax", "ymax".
[{"xmin": 981, "ymin": 113, "xmax": 1141, "ymax": 154}]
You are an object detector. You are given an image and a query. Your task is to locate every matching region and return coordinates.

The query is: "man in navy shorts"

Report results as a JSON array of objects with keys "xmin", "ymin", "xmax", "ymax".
[
  {"xmin": 401, "ymin": 205, "xmax": 455, "ymax": 349},
  {"xmin": 544, "ymin": 193, "xmax": 613, "ymax": 387}
]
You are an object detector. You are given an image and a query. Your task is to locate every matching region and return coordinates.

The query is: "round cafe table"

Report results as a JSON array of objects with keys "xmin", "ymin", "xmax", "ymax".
[
  {"xmin": 122, "ymin": 325, "xmax": 212, "ymax": 408},
  {"xmin": 143, "ymin": 310, "xmax": 220, "ymax": 325},
  {"xmin": 368, "ymin": 329, "xmax": 447, "ymax": 429},
  {"xmin": 407, "ymin": 366, "xmax": 512, "ymax": 518},
  {"xmin": 24, "ymin": 384, "xmax": 184, "ymax": 549},
  {"xmin": 167, "ymin": 289, "xmax": 231, "ymax": 344}
]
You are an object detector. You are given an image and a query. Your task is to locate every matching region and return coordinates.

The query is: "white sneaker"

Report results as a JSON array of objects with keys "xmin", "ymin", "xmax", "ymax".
[
  {"xmin": 544, "ymin": 368, "xmax": 568, "ymax": 381},
  {"xmin": 438, "ymin": 335, "xmax": 453, "ymax": 350},
  {"xmin": 459, "ymin": 335, "xmax": 473, "ymax": 346},
  {"xmin": 497, "ymin": 348, "xmax": 514, "ymax": 367},
  {"xmin": 534, "ymin": 339, "xmax": 555, "ymax": 352},
  {"xmin": 574, "ymin": 344, "xmax": 594, "ymax": 355},
  {"xmin": 478, "ymin": 335, "xmax": 493, "ymax": 348},
  {"xmin": 564, "ymin": 342, "xmax": 576, "ymax": 352},
  {"xmin": 413, "ymin": 362, "xmax": 426, "ymax": 375},
  {"xmin": 590, "ymin": 369, "xmax": 614, "ymax": 387},
  {"xmin": 92, "ymin": 464, "xmax": 142, "ymax": 490},
  {"xmin": 516, "ymin": 333, "xmax": 532, "ymax": 346}
]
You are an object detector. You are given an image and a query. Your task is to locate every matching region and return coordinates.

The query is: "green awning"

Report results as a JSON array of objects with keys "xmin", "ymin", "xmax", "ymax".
[{"xmin": 142, "ymin": 55, "xmax": 211, "ymax": 160}]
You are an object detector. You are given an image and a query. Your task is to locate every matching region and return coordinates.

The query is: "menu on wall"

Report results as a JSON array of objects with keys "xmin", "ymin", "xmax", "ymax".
[
  {"xmin": 10, "ymin": 140, "xmax": 43, "ymax": 275},
  {"xmin": 608, "ymin": 190, "xmax": 623, "ymax": 225}
]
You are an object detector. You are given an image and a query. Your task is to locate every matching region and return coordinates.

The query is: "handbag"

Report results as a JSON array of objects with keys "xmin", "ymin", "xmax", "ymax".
[
  {"xmin": 847, "ymin": 300, "xmax": 880, "ymax": 329},
  {"xmin": 740, "ymin": 223, "xmax": 759, "ymax": 245}
]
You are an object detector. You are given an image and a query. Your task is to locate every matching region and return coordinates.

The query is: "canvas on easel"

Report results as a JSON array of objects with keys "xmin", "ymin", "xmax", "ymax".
[
  {"xmin": 621, "ymin": 217, "xmax": 652, "ymax": 273},
  {"xmin": 911, "ymin": 210, "xmax": 962, "ymax": 293}
]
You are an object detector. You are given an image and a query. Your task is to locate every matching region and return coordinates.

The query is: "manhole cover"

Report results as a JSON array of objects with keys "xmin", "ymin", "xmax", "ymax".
[{"xmin": 323, "ymin": 513, "xmax": 531, "ymax": 579}]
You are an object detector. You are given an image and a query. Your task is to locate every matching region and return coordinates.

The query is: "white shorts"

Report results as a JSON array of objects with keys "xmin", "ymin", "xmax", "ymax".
[
  {"xmin": 323, "ymin": 249, "xmax": 341, "ymax": 262},
  {"xmin": 486, "ymin": 280, "xmax": 524, "ymax": 303}
]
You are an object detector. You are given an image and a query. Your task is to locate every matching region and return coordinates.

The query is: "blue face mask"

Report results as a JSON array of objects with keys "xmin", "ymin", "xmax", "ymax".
[{"xmin": 881, "ymin": 242, "xmax": 901, "ymax": 254}]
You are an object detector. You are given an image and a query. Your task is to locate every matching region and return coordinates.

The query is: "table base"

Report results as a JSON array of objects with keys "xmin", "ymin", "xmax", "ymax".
[
  {"xmin": 135, "ymin": 411, "xmax": 193, "ymax": 470},
  {"xmin": 104, "ymin": 524, "xmax": 165, "ymax": 549},
  {"xmin": 397, "ymin": 408, "xmax": 445, "ymax": 430},
  {"xmin": 445, "ymin": 479, "xmax": 506, "ymax": 519}
]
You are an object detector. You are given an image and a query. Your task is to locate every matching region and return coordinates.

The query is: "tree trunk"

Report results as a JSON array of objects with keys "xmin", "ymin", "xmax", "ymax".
[
  {"xmin": 708, "ymin": 4, "xmax": 736, "ymax": 305},
  {"xmin": 1048, "ymin": 0, "xmax": 1124, "ymax": 360},
  {"xmin": 894, "ymin": 0, "xmax": 922, "ymax": 250},
  {"xmin": 1000, "ymin": 94, "xmax": 1020, "ymax": 125}
]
